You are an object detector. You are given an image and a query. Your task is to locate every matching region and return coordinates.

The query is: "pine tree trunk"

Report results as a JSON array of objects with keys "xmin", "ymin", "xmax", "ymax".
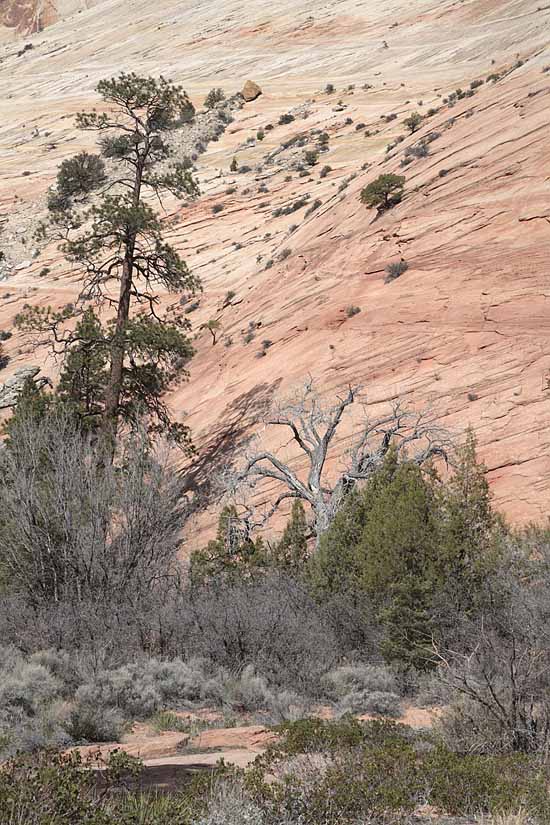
[
  {"xmin": 101, "ymin": 152, "xmax": 145, "ymax": 455},
  {"xmin": 102, "ymin": 256, "xmax": 132, "ymax": 447}
]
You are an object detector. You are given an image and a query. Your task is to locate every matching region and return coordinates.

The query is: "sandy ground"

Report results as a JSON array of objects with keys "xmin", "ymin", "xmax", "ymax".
[{"xmin": 74, "ymin": 705, "xmax": 438, "ymax": 785}]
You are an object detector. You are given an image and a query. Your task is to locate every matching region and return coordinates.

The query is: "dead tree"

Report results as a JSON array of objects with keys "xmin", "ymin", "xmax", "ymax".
[{"xmin": 230, "ymin": 381, "xmax": 449, "ymax": 546}]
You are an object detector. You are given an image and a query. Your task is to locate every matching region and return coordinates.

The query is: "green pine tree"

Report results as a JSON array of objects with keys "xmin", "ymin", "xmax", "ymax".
[
  {"xmin": 310, "ymin": 437, "xmax": 499, "ymax": 668},
  {"xmin": 56, "ymin": 308, "xmax": 108, "ymax": 425},
  {"xmin": 312, "ymin": 450, "xmax": 440, "ymax": 669},
  {"xmin": 189, "ymin": 506, "xmax": 267, "ymax": 584},
  {"xmin": 272, "ymin": 500, "xmax": 310, "ymax": 571},
  {"xmin": 3, "ymin": 376, "xmax": 53, "ymax": 444},
  {"xmin": 434, "ymin": 428, "xmax": 500, "ymax": 622},
  {"xmin": 17, "ymin": 73, "xmax": 200, "ymax": 456}
]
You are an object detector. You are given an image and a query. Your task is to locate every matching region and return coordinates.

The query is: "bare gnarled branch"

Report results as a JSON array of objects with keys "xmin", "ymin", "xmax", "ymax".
[{"xmin": 228, "ymin": 381, "xmax": 450, "ymax": 546}]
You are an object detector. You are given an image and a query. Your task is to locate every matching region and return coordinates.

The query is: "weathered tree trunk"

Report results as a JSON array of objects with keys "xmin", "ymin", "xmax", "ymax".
[
  {"xmin": 102, "ymin": 255, "xmax": 133, "ymax": 448},
  {"xmin": 101, "ymin": 157, "xmax": 145, "ymax": 454}
]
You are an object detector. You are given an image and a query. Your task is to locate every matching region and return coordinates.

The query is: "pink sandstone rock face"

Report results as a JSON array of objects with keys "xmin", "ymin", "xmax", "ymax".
[
  {"xmin": 0, "ymin": 0, "xmax": 549, "ymax": 537},
  {"xmin": 0, "ymin": 1, "xmax": 103, "ymax": 38}
]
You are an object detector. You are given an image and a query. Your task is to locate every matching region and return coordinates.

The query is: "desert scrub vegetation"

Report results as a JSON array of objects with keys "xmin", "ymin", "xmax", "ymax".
[
  {"xmin": 317, "ymin": 131, "xmax": 330, "ymax": 149},
  {"xmin": 385, "ymin": 259, "xmax": 409, "ymax": 282},
  {"xmin": 0, "ymin": 644, "xmax": 327, "ymax": 754},
  {"xmin": 278, "ymin": 112, "xmax": 295, "ymax": 125},
  {"xmin": 304, "ymin": 149, "xmax": 318, "ymax": 166},
  {"xmin": 244, "ymin": 718, "xmax": 550, "ymax": 824},
  {"xmin": 403, "ymin": 111, "xmax": 423, "ymax": 133},
  {"xmin": 272, "ymin": 195, "xmax": 310, "ymax": 217},
  {"xmin": 337, "ymin": 172, "xmax": 357, "ymax": 193},
  {"xmin": 345, "ymin": 305, "xmax": 361, "ymax": 317},
  {"xmin": 256, "ymin": 339, "xmax": 273, "ymax": 358},
  {"xmin": 304, "ymin": 198, "xmax": 322, "ymax": 217},
  {"xmin": 0, "ymin": 748, "xmax": 207, "ymax": 825},
  {"xmin": 401, "ymin": 142, "xmax": 429, "ymax": 166},
  {"xmin": 4, "ymin": 718, "xmax": 550, "ymax": 825},
  {"xmin": 204, "ymin": 87, "xmax": 225, "ymax": 108},
  {"xmin": 2, "ymin": 411, "xmax": 550, "ymax": 823},
  {"xmin": 323, "ymin": 664, "xmax": 401, "ymax": 718}
]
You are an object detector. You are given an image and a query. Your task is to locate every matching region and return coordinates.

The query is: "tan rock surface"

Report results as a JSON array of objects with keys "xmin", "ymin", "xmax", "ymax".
[
  {"xmin": 0, "ymin": 0, "xmax": 549, "ymax": 532},
  {"xmin": 76, "ymin": 722, "xmax": 275, "ymax": 772},
  {"xmin": 78, "ymin": 729, "xmax": 189, "ymax": 762},
  {"xmin": 190, "ymin": 723, "xmax": 277, "ymax": 753}
]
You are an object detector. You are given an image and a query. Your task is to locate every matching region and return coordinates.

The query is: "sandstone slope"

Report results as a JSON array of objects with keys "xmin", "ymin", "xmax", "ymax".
[{"xmin": 0, "ymin": 0, "xmax": 549, "ymax": 527}]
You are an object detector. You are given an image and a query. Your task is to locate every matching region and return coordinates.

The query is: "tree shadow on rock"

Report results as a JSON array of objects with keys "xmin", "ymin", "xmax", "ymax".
[{"xmin": 182, "ymin": 379, "xmax": 282, "ymax": 504}]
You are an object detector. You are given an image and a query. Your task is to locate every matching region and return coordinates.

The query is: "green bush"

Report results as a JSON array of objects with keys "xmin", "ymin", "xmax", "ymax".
[
  {"xmin": 252, "ymin": 720, "xmax": 421, "ymax": 824},
  {"xmin": 404, "ymin": 112, "xmax": 423, "ymax": 133},
  {"xmin": 4, "ymin": 726, "xmax": 549, "ymax": 825},
  {"xmin": 151, "ymin": 710, "xmax": 197, "ymax": 733},
  {"xmin": 272, "ymin": 195, "xmax": 310, "ymax": 217},
  {"xmin": 385, "ymin": 259, "xmax": 409, "ymax": 282},
  {"xmin": 0, "ymin": 748, "xmax": 198, "ymax": 825},
  {"xmin": 249, "ymin": 720, "xmax": 550, "ymax": 824},
  {"xmin": 304, "ymin": 198, "xmax": 322, "ymax": 217},
  {"xmin": 204, "ymin": 88, "xmax": 225, "ymax": 108},
  {"xmin": 337, "ymin": 689, "xmax": 402, "ymax": 718},
  {"xmin": 266, "ymin": 715, "xmax": 369, "ymax": 758},
  {"xmin": 322, "ymin": 664, "xmax": 398, "ymax": 700},
  {"xmin": 56, "ymin": 151, "xmax": 106, "ymax": 200},
  {"xmin": 47, "ymin": 187, "xmax": 71, "ymax": 213},
  {"xmin": 67, "ymin": 701, "xmax": 124, "ymax": 743},
  {"xmin": 424, "ymin": 747, "xmax": 550, "ymax": 816}
]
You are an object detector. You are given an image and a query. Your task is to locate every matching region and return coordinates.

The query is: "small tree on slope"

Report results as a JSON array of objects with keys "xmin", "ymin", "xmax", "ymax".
[{"xmin": 360, "ymin": 174, "xmax": 405, "ymax": 210}]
